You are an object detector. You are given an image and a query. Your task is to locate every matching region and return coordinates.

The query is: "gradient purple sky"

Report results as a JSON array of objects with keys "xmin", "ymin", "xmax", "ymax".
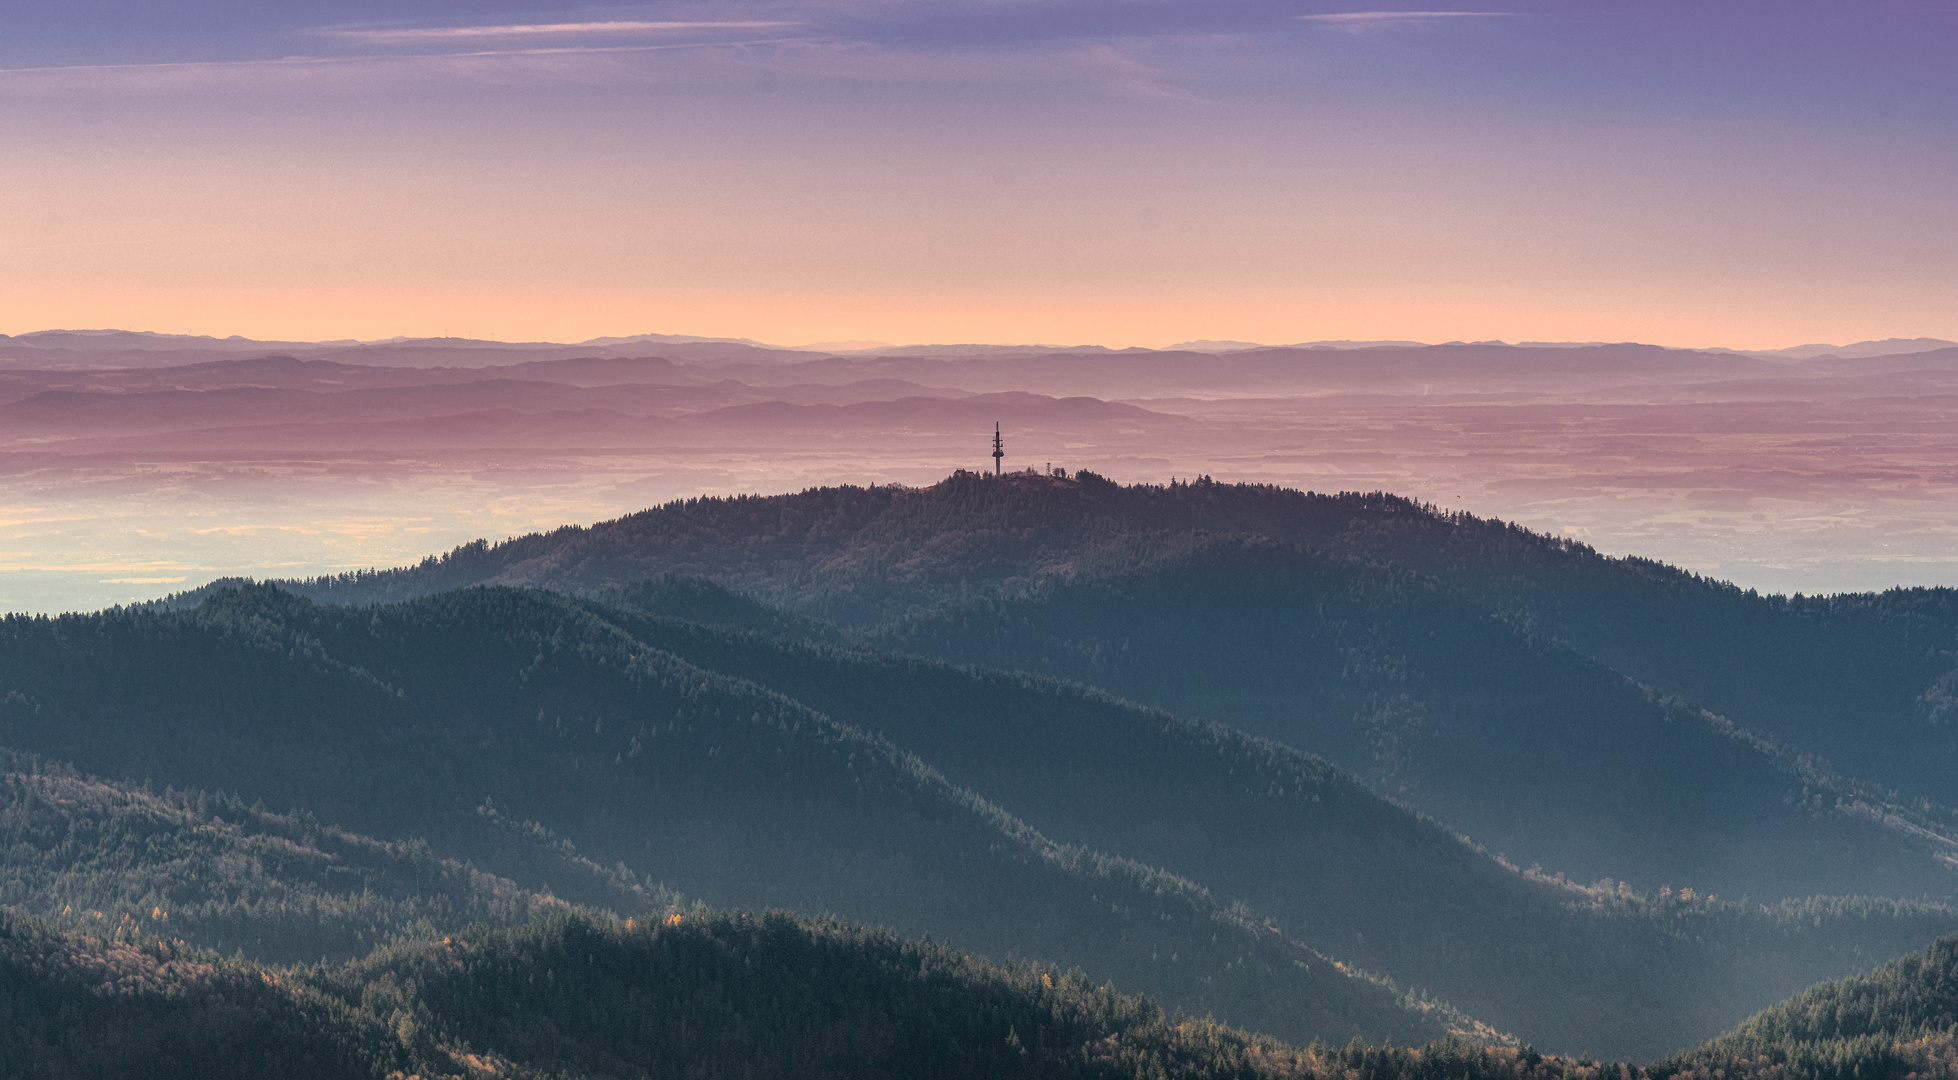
[{"xmin": 3, "ymin": 2, "xmax": 1953, "ymax": 348}]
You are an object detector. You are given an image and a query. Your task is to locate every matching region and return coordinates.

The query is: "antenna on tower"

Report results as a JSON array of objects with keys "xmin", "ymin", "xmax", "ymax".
[{"xmin": 992, "ymin": 422, "xmax": 1004, "ymax": 476}]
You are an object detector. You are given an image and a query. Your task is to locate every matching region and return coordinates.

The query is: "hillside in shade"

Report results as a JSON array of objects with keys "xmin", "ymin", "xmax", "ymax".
[
  {"xmin": 0, "ymin": 907, "xmax": 1355, "ymax": 1080},
  {"xmin": 17, "ymin": 897, "xmax": 1958, "ymax": 1080},
  {"xmin": 0, "ymin": 586, "xmax": 1479, "ymax": 1052},
  {"xmin": 6, "ymin": 583, "xmax": 1957, "ymax": 1057},
  {"xmin": 205, "ymin": 473, "xmax": 1958, "ymax": 903}
]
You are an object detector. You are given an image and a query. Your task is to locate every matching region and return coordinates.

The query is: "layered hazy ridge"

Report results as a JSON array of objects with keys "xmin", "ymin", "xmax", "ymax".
[{"xmin": 4, "ymin": 332, "xmax": 1957, "ymax": 614}]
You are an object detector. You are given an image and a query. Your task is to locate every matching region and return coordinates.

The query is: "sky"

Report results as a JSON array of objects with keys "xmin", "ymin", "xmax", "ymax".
[{"xmin": 2, "ymin": 1, "xmax": 1955, "ymax": 349}]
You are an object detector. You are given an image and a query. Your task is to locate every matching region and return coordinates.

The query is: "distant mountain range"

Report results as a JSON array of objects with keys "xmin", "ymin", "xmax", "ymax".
[{"xmin": 3, "ymin": 327, "xmax": 1951, "ymax": 367}]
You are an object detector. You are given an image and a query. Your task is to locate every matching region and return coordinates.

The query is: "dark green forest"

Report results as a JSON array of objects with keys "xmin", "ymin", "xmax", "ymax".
[
  {"xmin": 587, "ymin": 583, "xmax": 1958, "ymax": 1054},
  {"xmin": 1, "ymin": 904, "xmax": 1346, "ymax": 1080},
  {"xmin": 1658, "ymin": 928, "xmax": 1958, "ymax": 1080},
  {"xmin": 860, "ymin": 536, "xmax": 1958, "ymax": 900},
  {"xmin": 12, "ymin": 470, "xmax": 1958, "ymax": 1074},
  {"xmin": 19, "ymin": 900, "xmax": 1958, "ymax": 1080},
  {"xmin": 0, "ymin": 905, "xmax": 1610, "ymax": 1080},
  {"xmin": 5, "ymin": 581, "xmax": 1955, "ymax": 1058},
  {"xmin": 0, "ymin": 586, "xmax": 1475, "ymax": 1052},
  {"xmin": 191, "ymin": 472, "xmax": 1958, "ymax": 898}
]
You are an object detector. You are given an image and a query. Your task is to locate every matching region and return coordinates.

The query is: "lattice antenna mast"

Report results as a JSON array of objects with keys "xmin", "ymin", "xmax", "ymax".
[{"xmin": 992, "ymin": 422, "xmax": 1004, "ymax": 476}]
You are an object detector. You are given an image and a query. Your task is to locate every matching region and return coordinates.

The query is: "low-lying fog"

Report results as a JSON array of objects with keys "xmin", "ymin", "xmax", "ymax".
[{"xmin": 4, "ymin": 335, "xmax": 1955, "ymax": 613}]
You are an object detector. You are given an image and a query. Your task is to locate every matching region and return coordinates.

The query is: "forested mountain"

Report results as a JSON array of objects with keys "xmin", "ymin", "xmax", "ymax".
[
  {"xmin": 0, "ymin": 751, "xmax": 672, "ymax": 964},
  {"xmin": 0, "ymin": 586, "xmax": 1471, "ymax": 1051},
  {"xmin": 210, "ymin": 473, "xmax": 1958, "ymax": 903},
  {"xmin": 22, "ymin": 471, "xmax": 1958, "ymax": 1064},
  {"xmin": 1662, "ymin": 929, "xmax": 1958, "ymax": 1080},
  {"xmin": 585, "ymin": 584, "xmax": 1958, "ymax": 1056},
  {"xmin": 0, "ymin": 907, "xmax": 1374, "ymax": 1080},
  {"xmin": 6, "ymin": 585, "xmax": 1956, "ymax": 1057},
  {"xmin": 1239, "ymin": 495, "xmax": 1958, "ymax": 816},
  {"xmin": 22, "ymin": 882, "xmax": 1958, "ymax": 1080},
  {"xmin": 864, "ymin": 538, "xmax": 1958, "ymax": 900},
  {"xmin": 0, "ymin": 911, "xmax": 384, "ymax": 1080},
  {"xmin": 230, "ymin": 472, "xmax": 1958, "ymax": 807},
  {"xmin": 26, "ymin": 895, "xmax": 1958, "ymax": 1080}
]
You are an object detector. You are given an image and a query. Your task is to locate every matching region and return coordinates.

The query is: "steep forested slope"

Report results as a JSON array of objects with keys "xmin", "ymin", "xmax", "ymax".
[
  {"xmin": 27, "ymin": 896, "xmax": 1958, "ymax": 1080},
  {"xmin": 862, "ymin": 538, "xmax": 1958, "ymax": 901},
  {"xmin": 0, "ymin": 908, "xmax": 1360, "ymax": 1080},
  {"xmin": 15, "ymin": 585, "xmax": 1955, "ymax": 1055},
  {"xmin": 214, "ymin": 471, "xmax": 1958, "ymax": 827},
  {"xmin": 0, "ymin": 586, "xmax": 1462, "ymax": 1050},
  {"xmin": 1288, "ymin": 502, "xmax": 1958, "ymax": 813},
  {"xmin": 1663, "ymin": 930, "xmax": 1958, "ymax": 1080},
  {"xmin": 586, "ymin": 581, "xmax": 1958, "ymax": 1057},
  {"xmin": 0, "ymin": 913, "xmax": 384, "ymax": 1080},
  {"xmin": 325, "ymin": 911, "xmax": 1330, "ymax": 1080},
  {"xmin": 0, "ymin": 752, "xmax": 672, "ymax": 964}
]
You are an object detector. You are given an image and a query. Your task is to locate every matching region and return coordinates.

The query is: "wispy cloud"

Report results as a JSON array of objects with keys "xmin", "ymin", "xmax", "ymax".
[
  {"xmin": 325, "ymin": 21, "xmax": 801, "ymax": 45},
  {"xmin": 0, "ymin": 39, "xmax": 812, "ymax": 93},
  {"xmin": 0, "ymin": 33, "xmax": 1201, "ymax": 100},
  {"xmin": 1297, "ymin": 11, "xmax": 1511, "ymax": 30}
]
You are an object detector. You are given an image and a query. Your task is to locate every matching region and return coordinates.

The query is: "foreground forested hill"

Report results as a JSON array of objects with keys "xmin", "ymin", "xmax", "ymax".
[
  {"xmin": 4, "ymin": 585, "xmax": 1954, "ymax": 1058},
  {"xmin": 191, "ymin": 472, "xmax": 1958, "ymax": 905},
  {"xmin": 20, "ymin": 901, "xmax": 1958, "ymax": 1080},
  {"xmin": 0, "ymin": 586, "xmax": 1471, "ymax": 1051},
  {"xmin": 1662, "ymin": 928, "xmax": 1958, "ymax": 1080},
  {"xmin": 586, "ymin": 582, "xmax": 1958, "ymax": 1055},
  {"xmin": 0, "ymin": 907, "xmax": 1383, "ymax": 1080}
]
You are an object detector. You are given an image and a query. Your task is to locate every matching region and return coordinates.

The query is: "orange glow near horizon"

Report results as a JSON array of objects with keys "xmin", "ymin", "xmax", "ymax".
[
  {"xmin": 4, "ymin": 14, "xmax": 1953, "ymax": 354},
  {"xmin": 5, "ymin": 281, "xmax": 1953, "ymax": 353}
]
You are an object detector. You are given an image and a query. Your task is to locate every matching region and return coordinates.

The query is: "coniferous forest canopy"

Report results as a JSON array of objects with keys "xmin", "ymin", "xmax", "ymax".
[{"xmin": 8, "ymin": 471, "xmax": 1958, "ymax": 1077}]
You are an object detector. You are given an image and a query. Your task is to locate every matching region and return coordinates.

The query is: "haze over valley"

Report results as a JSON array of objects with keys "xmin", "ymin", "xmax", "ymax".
[{"xmin": 5, "ymin": 329, "xmax": 1956, "ymax": 614}]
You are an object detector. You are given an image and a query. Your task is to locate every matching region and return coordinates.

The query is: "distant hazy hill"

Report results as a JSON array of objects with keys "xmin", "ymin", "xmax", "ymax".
[
  {"xmin": 1741, "ymin": 337, "xmax": 1958, "ymax": 360},
  {"xmin": 0, "ymin": 329, "xmax": 808, "ymax": 370}
]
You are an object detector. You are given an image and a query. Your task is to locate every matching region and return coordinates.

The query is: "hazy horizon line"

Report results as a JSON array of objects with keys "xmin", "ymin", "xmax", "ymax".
[{"xmin": 6, "ymin": 326, "xmax": 1956, "ymax": 358}]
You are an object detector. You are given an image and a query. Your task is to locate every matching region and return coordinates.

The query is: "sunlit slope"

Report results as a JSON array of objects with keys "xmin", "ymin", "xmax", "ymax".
[
  {"xmin": 0, "ymin": 586, "xmax": 1460, "ymax": 1048},
  {"xmin": 589, "ymin": 580, "xmax": 1958, "ymax": 1058},
  {"xmin": 0, "ymin": 753, "xmax": 673, "ymax": 964}
]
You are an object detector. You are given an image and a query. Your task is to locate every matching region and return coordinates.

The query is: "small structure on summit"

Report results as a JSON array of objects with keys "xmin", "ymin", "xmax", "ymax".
[{"xmin": 992, "ymin": 422, "xmax": 1004, "ymax": 476}]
